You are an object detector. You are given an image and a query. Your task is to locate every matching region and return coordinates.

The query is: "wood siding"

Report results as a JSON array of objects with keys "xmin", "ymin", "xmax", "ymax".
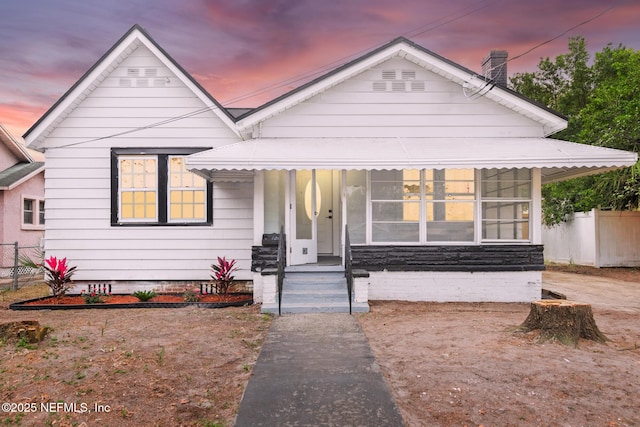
[
  {"xmin": 259, "ymin": 58, "xmax": 545, "ymax": 138},
  {"xmin": 42, "ymin": 45, "xmax": 251, "ymax": 281}
]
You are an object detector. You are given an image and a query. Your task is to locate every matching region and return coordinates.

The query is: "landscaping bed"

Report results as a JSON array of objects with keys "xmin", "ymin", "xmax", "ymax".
[{"xmin": 9, "ymin": 293, "xmax": 253, "ymax": 310}]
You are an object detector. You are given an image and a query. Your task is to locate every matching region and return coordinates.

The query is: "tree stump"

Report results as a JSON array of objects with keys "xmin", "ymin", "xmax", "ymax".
[
  {"xmin": 518, "ymin": 300, "xmax": 608, "ymax": 346},
  {"xmin": 0, "ymin": 321, "xmax": 50, "ymax": 344}
]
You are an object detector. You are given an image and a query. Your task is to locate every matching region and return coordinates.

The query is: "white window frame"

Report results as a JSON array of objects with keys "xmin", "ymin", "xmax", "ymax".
[
  {"xmin": 117, "ymin": 155, "xmax": 159, "ymax": 223},
  {"xmin": 167, "ymin": 155, "xmax": 207, "ymax": 224},
  {"xmin": 351, "ymin": 168, "xmax": 533, "ymax": 245},
  {"xmin": 479, "ymin": 168, "xmax": 533, "ymax": 243},
  {"xmin": 21, "ymin": 195, "xmax": 45, "ymax": 230}
]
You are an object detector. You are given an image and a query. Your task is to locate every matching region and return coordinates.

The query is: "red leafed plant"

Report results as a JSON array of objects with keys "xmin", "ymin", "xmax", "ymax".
[
  {"xmin": 43, "ymin": 256, "xmax": 77, "ymax": 298},
  {"xmin": 211, "ymin": 256, "xmax": 239, "ymax": 295}
]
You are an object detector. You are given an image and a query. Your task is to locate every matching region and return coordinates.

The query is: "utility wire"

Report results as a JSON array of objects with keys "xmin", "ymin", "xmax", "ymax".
[
  {"xmin": 478, "ymin": 5, "xmax": 616, "ymax": 83},
  {"xmin": 46, "ymin": 3, "xmax": 615, "ymax": 149}
]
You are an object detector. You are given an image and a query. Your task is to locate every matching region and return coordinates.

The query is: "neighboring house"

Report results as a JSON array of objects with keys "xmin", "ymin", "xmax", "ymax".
[
  {"xmin": 24, "ymin": 25, "xmax": 637, "ymax": 303},
  {"xmin": 0, "ymin": 123, "xmax": 45, "ymax": 246}
]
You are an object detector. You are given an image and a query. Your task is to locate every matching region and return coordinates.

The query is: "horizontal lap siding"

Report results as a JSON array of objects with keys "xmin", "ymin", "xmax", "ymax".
[
  {"xmin": 43, "ymin": 45, "xmax": 251, "ymax": 282},
  {"xmin": 260, "ymin": 58, "xmax": 544, "ymax": 138}
]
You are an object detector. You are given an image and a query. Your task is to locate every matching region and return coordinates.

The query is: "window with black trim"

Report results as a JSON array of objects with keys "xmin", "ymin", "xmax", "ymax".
[{"xmin": 111, "ymin": 148, "xmax": 212, "ymax": 226}]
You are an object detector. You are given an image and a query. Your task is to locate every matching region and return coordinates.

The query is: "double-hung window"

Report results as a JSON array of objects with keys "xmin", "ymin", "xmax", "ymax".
[
  {"xmin": 425, "ymin": 169, "xmax": 475, "ymax": 242},
  {"xmin": 481, "ymin": 169, "xmax": 531, "ymax": 241},
  {"xmin": 370, "ymin": 170, "xmax": 421, "ymax": 242},
  {"xmin": 111, "ymin": 148, "xmax": 212, "ymax": 226},
  {"xmin": 22, "ymin": 196, "xmax": 45, "ymax": 229}
]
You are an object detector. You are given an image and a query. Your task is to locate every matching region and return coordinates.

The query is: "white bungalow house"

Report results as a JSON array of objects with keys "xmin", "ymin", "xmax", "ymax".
[{"xmin": 24, "ymin": 25, "xmax": 637, "ymax": 307}]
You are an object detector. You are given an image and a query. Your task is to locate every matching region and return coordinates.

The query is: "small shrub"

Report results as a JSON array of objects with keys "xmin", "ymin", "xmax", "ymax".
[
  {"xmin": 132, "ymin": 290, "xmax": 157, "ymax": 301},
  {"xmin": 211, "ymin": 256, "xmax": 239, "ymax": 295},
  {"xmin": 183, "ymin": 289, "xmax": 201, "ymax": 302},
  {"xmin": 81, "ymin": 290, "xmax": 107, "ymax": 304}
]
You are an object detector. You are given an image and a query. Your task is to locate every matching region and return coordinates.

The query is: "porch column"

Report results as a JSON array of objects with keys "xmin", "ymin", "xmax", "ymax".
[{"xmin": 253, "ymin": 170, "xmax": 264, "ymax": 245}]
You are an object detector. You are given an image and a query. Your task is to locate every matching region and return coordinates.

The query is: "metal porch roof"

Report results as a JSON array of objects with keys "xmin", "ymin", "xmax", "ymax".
[{"xmin": 186, "ymin": 137, "xmax": 637, "ymax": 184}]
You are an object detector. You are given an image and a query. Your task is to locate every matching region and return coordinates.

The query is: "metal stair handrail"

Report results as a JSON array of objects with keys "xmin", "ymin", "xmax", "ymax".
[
  {"xmin": 344, "ymin": 225, "xmax": 354, "ymax": 315},
  {"xmin": 277, "ymin": 226, "xmax": 286, "ymax": 315}
]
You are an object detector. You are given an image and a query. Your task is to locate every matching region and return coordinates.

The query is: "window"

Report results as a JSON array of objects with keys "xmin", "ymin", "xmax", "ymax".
[
  {"xmin": 425, "ymin": 169, "xmax": 475, "ymax": 242},
  {"xmin": 481, "ymin": 169, "xmax": 531, "ymax": 241},
  {"xmin": 23, "ymin": 199, "xmax": 34, "ymax": 224},
  {"xmin": 119, "ymin": 157, "xmax": 158, "ymax": 221},
  {"xmin": 168, "ymin": 156, "xmax": 206, "ymax": 222},
  {"xmin": 371, "ymin": 170, "xmax": 420, "ymax": 242},
  {"xmin": 345, "ymin": 170, "xmax": 367, "ymax": 244},
  {"xmin": 39, "ymin": 200, "xmax": 45, "ymax": 225},
  {"xmin": 111, "ymin": 148, "xmax": 212, "ymax": 226},
  {"xmin": 22, "ymin": 197, "xmax": 45, "ymax": 229},
  {"xmin": 345, "ymin": 168, "xmax": 533, "ymax": 245}
]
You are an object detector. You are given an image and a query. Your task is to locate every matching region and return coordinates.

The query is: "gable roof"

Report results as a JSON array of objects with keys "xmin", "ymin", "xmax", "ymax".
[
  {"xmin": 24, "ymin": 24, "xmax": 239, "ymax": 149},
  {"xmin": 0, "ymin": 123, "xmax": 44, "ymax": 190},
  {"xmin": 236, "ymin": 37, "xmax": 568, "ymax": 136},
  {"xmin": 1, "ymin": 123, "xmax": 33, "ymax": 163},
  {"xmin": 0, "ymin": 162, "xmax": 44, "ymax": 190}
]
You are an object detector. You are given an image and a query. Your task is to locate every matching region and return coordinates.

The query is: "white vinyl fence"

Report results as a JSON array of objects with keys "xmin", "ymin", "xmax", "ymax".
[{"xmin": 542, "ymin": 209, "xmax": 640, "ymax": 267}]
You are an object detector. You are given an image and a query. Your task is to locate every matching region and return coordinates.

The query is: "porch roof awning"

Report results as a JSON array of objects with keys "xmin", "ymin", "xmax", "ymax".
[{"xmin": 186, "ymin": 137, "xmax": 637, "ymax": 184}]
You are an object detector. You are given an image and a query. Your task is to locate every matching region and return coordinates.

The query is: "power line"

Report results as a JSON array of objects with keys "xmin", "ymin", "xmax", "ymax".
[
  {"xmin": 466, "ymin": 4, "xmax": 616, "ymax": 98},
  {"xmin": 46, "ymin": 3, "xmax": 616, "ymax": 149}
]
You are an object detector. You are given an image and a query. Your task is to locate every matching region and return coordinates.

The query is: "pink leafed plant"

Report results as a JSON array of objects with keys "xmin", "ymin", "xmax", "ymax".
[
  {"xmin": 43, "ymin": 256, "xmax": 77, "ymax": 298},
  {"xmin": 211, "ymin": 256, "xmax": 239, "ymax": 295}
]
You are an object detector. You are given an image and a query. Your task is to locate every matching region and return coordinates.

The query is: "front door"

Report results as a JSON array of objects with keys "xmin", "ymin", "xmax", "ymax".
[
  {"xmin": 316, "ymin": 170, "xmax": 334, "ymax": 255},
  {"xmin": 289, "ymin": 170, "xmax": 338, "ymax": 265}
]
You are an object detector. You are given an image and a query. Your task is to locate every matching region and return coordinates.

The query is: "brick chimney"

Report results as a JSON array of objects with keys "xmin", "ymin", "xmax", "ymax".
[{"xmin": 482, "ymin": 50, "xmax": 508, "ymax": 86}]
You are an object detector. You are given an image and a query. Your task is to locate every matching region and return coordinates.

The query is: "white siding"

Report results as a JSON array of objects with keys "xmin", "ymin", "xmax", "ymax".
[
  {"xmin": 42, "ymin": 45, "xmax": 251, "ymax": 282},
  {"xmin": 259, "ymin": 58, "xmax": 545, "ymax": 138}
]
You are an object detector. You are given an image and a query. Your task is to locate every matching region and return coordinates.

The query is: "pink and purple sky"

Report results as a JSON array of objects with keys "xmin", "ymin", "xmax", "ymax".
[{"xmin": 1, "ymin": 0, "xmax": 639, "ymax": 138}]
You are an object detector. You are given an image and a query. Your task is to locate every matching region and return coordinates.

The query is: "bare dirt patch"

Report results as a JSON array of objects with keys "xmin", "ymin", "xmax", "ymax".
[
  {"xmin": 2, "ymin": 268, "xmax": 639, "ymax": 426},
  {"xmin": 0, "ymin": 306, "xmax": 271, "ymax": 426},
  {"xmin": 359, "ymin": 301, "xmax": 640, "ymax": 427}
]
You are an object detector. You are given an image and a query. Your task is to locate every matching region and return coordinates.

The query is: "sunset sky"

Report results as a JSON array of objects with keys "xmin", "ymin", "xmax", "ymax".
[{"xmin": 1, "ymin": 0, "xmax": 639, "ymax": 138}]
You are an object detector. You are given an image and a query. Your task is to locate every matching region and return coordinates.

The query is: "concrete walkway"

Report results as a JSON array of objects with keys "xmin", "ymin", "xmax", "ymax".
[
  {"xmin": 543, "ymin": 271, "xmax": 640, "ymax": 313},
  {"xmin": 234, "ymin": 313, "xmax": 404, "ymax": 427}
]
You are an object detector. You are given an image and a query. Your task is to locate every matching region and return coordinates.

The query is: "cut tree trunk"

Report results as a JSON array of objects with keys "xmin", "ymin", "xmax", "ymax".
[{"xmin": 518, "ymin": 300, "xmax": 608, "ymax": 346}]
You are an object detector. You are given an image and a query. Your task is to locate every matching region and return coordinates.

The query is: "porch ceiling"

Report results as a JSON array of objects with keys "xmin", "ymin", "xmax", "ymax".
[{"xmin": 185, "ymin": 137, "xmax": 637, "ymax": 184}]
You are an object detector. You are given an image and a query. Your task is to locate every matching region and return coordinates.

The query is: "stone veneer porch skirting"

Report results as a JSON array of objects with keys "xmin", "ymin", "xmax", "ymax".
[{"xmin": 252, "ymin": 244, "xmax": 544, "ymax": 303}]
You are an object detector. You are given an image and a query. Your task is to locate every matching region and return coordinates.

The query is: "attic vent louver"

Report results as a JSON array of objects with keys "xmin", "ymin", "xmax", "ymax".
[
  {"xmin": 119, "ymin": 78, "xmax": 132, "ymax": 87},
  {"xmin": 373, "ymin": 81, "xmax": 387, "ymax": 92},
  {"xmin": 402, "ymin": 70, "xmax": 416, "ymax": 80},
  {"xmin": 127, "ymin": 68, "xmax": 140, "ymax": 77},
  {"xmin": 411, "ymin": 81, "xmax": 425, "ymax": 92},
  {"xmin": 373, "ymin": 69, "xmax": 426, "ymax": 92},
  {"xmin": 382, "ymin": 70, "xmax": 396, "ymax": 80},
  {"xmin": 391, "ymin": 81, "xmax": 406, "ymax": 92},
  {"xmin": 136, "ymin": 79, "xmax": 148, "ymax": 87},
  {"xmin": 145, "ymin": 68, "xmax": 158, "ymax": 77},
  {"xmin": 153, "ymin": 78, "xmax": 166, "ymax": 87}
]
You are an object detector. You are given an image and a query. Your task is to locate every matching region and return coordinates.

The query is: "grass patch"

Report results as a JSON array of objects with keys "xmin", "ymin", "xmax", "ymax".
[{"xmin": 0, "ymin": 283, "xmax": 49, "ymax": 304}]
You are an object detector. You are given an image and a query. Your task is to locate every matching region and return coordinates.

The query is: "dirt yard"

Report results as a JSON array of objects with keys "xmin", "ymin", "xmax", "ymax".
[
  {"xmin": 1, "ymin": 266, "xmax": 639, "ymax": 426},
  {"xmin": 0, "ymin": 304, "xmax": 271, "ymax": 426}
]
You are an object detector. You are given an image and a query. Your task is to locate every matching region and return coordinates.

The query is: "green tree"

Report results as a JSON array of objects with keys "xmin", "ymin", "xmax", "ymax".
[{"xmin": 511, "ymin": 37, "xmax": 640, "ymax": 224}]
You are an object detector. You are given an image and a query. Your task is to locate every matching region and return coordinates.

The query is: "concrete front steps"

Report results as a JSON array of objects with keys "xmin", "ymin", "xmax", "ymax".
[{"xmin": 261, "ymin": 265, "xmax": 369, "ymax": 314}]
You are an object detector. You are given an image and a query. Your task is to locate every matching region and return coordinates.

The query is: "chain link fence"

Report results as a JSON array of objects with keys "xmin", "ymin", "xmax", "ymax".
[{"xmin": 0, "ymin": 242, "xmax": 45, "ymax": 290}]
